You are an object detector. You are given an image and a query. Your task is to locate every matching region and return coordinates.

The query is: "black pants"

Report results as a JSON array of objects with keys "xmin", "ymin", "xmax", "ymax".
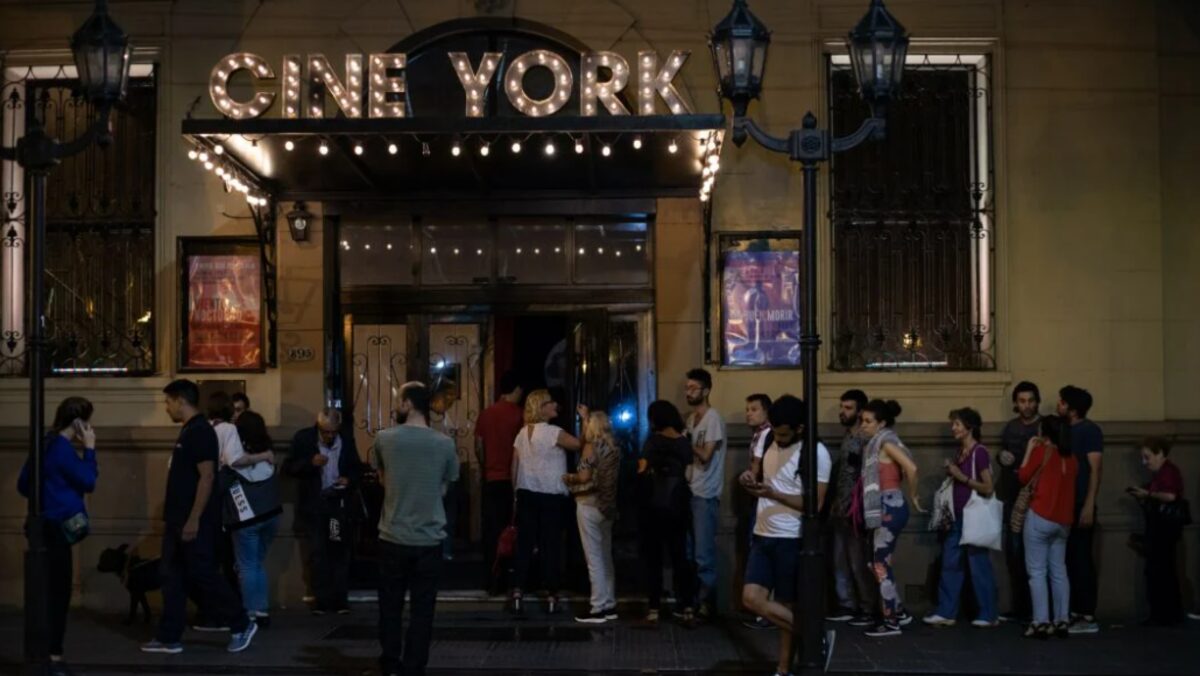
[
  {"xmin": 1065, "ymin": 520, "xmax": 1097, "ymax": 617},
  {"xmin": 482, "ymin": 480, "xmax": 513, "ymax": 588},
  {"xmin": 42, "ymin": 522, "xmax": 73, "ymax": 656},
  {"xmin": 513, "ymin": 490, "xmax": 570, "ymax": 593},
  {"xmin": 378, "ymin": 541, "xmax": 441, "ymax": 676},
  {"xmin": 158, "ymin": 521, "xmax": 248, "ymax": 643},
  {"xmin": 194, "ymin": 528, "xmax": 241, "ymax": 622},
  {"xmin": 1003, "ymin": 506, "xmax": 1031, "ymax": 618},
  {"xmin": 310, "ymin": 513, "xmax": 354, "ymax": 611},
  {"xmin": 1145, "ymin": 520, "xmax": 1183, "ymax": 623},
  {"xmin": 642, "ymin": 512, "xmax": 695, "ymax": 611}
]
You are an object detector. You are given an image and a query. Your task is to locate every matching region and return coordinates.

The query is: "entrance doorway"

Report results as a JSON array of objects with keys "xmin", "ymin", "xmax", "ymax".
[{"xmin": 346, "ymin": 310, "xmax": 652, "ymax": 593}]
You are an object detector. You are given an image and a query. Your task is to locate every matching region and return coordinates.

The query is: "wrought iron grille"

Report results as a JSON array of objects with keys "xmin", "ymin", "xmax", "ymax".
[
  {"xmin": 828, "ymin": 56, "xmax": 995, "ymax": 371},
  {"xmin": 29, "ymin": 75, "xmax": 156, "ymax": 375}
]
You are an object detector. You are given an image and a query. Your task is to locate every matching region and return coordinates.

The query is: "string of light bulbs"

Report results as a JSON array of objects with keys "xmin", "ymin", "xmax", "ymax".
[{"xmin": 185, "ymin": 141, "xmax": 271, "ymax": 208}]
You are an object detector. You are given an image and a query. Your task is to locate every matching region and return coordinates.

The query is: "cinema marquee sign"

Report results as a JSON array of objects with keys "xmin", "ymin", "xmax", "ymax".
[{"xmin": 209, "ymin": 49, "xmax": 694, "ymax": 121}]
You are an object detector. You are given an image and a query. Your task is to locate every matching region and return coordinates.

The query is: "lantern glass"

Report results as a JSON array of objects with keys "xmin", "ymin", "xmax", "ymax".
[
  {"xmin": 708, "ymin": 0, "xmax": 770, "ymax": 107},
  {"xmin": 70, "ymin": 0, "xmax": 132, "ymax": 106},
  {"xmin": 846, "ymin": 0, "xmax": 909, "ymax": 117}
]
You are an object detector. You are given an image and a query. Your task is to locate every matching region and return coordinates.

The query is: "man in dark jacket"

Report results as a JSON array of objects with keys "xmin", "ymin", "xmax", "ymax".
[{"xmin": 285, "ymin": 407, "xmax": 363, "ymax": 614}]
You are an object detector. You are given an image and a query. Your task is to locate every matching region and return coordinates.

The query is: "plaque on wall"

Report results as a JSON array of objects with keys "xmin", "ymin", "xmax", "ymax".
[
  {"xmin": 179, "ymin": 237, "xmax": 265, "ymax": 372},
  {"xmin": 718, "ymin": 233, "xmax": 802, "ymax": 368}
]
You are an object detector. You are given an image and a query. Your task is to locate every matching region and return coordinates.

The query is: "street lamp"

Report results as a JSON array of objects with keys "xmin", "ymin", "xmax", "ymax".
[
  {"xmin": 0, "ymin": 0, "xmax": 132, "ymax": 671},
  {"xmin": 709, "ymin": 0, "xmax": 908, "ymax": 672}
]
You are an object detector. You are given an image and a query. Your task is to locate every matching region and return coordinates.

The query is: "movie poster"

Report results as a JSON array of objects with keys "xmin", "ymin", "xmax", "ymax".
[
  {"xmin": 722, "ymin": 249, "xmax": 801, "ymax": 367},
  {"xmin": 185, "ymin": 253, "xmax": 262, "ymax": 370}
]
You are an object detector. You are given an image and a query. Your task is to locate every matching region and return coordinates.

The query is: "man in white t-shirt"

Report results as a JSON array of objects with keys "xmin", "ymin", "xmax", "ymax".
[
  {"xmin": 684, "ymin": 368, "xmax": 726, "ymax": 617},
  {"xmin": 739, "ymin": 395, "xmax": 831, "ymax": 676}
]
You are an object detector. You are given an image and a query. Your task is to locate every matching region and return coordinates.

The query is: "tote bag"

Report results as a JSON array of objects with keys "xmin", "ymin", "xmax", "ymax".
[{"xmin": 960, "ymin": 448, "xmax": 1003, "ymax": 551}]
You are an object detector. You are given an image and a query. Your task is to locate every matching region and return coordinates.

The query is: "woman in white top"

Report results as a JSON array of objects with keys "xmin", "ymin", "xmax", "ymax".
[{"xmin": 510, "ymin": 389, "xmax": 583, "ymax": 615}]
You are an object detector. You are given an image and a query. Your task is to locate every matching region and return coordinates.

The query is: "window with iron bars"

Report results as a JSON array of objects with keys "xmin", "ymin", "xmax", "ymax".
[
  {"xmin": 827, "ymin": 54, "xmax": 994, "ymax": 372},
  {"xmin": 0, "ymin": 67, "xmax": 157, "ymax": 376}
]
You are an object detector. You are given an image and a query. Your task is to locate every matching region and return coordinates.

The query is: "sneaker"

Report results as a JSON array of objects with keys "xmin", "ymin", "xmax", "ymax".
[
  {"xmin": 1053, "ymin": 621, "xmax": 1070, "ymax": 638},
  {"xmin": 226, "ymin": 621, "xmax": 258, "ymax": 653},
  {"xmin": 823, "ymin": 628, "xmax": 837, "ymax": 673},
  {"xmin": 999, "ymin": 612, "xmax": 1029, "ymax": 624},
  {"xmin": 601, "ymin": 605, "xmax": 618, "ymax": 620},
  {"xmin": 971, "ymin": 618, "xmax": 1000, "ymax": 628},
  {"xmin": 922, "ymin": 614, "xmax": 956, "ymax": 627},
  {"xmin": 336, "ymin": 607, "xmax": 351, "ymax": 615},
  {"xmin": 1187, "ymin": 612, "xmax": 1200, "ymax": 621},
  {"xmin": 863, "ymin": 621, "xmax": 901, "ymax": 637},
  {"xmin": 302, "ymin": 594, "xmax": 316, "ymax": 603},
  {"xmin": 191, "ymin": 621, "xmax": 230, "ymax": 632},
  {"xmin": 1022, "ymin": 623, "xmax": 1050, "ymax": 640},
  {"xmin": 575, "ymin": 610, "xmax": 609, "ymax": 624},
  {"xmin": 644, "ymin": 609, "xmax": 659, "ymax": 624},
  {"xmin": 140, "ymin": 640, "xmax": 183, "ymax": 654},
  {"xmin": 848, "ymin": 613, "xmax": 875, "ymax": 627},
  {"xmin": 743, "ymin": 615, "xmax": 776, "ymax": 630},
  {"xmin": 825, "ymin": 607, "xmax": 855, "ymax": 622},
  {"xmin": 696, "ymin": 602, "xmax": 714, "ymax": 621},
  {"xmin": 895, "ymin": 609, "xmax": 914, "ymax": 626},
  {"xmin": 1067, "ymin": 617, "xmax": 1099, "ymax": 635}
]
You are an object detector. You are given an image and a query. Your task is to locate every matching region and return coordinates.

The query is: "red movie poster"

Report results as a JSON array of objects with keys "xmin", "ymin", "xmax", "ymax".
[{"xmin": 186, "ymin": 254, "xmax": 262, "ymax": 369}]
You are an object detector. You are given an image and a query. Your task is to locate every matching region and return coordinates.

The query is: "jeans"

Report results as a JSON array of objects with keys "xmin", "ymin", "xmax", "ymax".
[
  {"xmin": 935, "ymin": 521, "xmax": 998, "ymax": 622},
  {"xmin": 1022, "ymin": 510, "xmax": 1070, "ymax": 624},
  {"xmin": 1065, "ymin": 512, "xmax": 1097, "ymax": 617},
  {"xmin": 232, "ymin": 515, "xmax": 279, "ymax": 616},
  {"xmin": 1145, "ymin": 519, "xmax": 1183, "ymax": 623},
  {"xmin": 1003, "ymin": 515, "xmax": 1031, "ymax": 618},
  {"xmin": 831, "ymin": 517, "xmax": 877, "ymax": 614},
  {"xmin": 576, "ymin": 503, "xmax": 616, "ymax": 613},
  {"xmin": 378, "ymin": 541, "xmax": 441, "ymax": 676},
  {"xmin": 513, "ymin": 490, "xmax": 570, "ymax": 593},
  {"xmin": 689, "ymin": 495, "xmax": 720, "ymax": 602},
  {"xmin": 871, "ymin": 490, "xmax": 908, "ymax": 619},
  {"xmin": 40, "ymin": 521, "xmax": 73, "ymax": 656},
  {"xmin": 482, "ymin": 480, "xmax": 513, "ymax": 588},
  {"xmin": 158, "ymin": 520, "xmax": 249, "ymax": 643},
  {"xmin": 642, "ymin": 508, "xmax": 695, "ymax": 611}
]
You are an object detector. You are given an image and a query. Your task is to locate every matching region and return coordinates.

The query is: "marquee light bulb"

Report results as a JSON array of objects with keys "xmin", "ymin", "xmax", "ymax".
[
  {"xmin": 421, "ymin": 142, "xmax": 431, "ymax": 157},
  {"xmin": 318, "ymin": 141, "xmax": 329, "ymax": 156},
  {"xmin": 451, "ymin": 142, "xmax": 462, "ymax": 157},
  {"xmin": 198, "ymin": 151, "xmax": 209, "ymax": 162},
  {"xmin": 284, "ymin": 140, "xmax": 295, "ymax": 151},
  {"xmin": 354, "ymin": 143, "xmax": 364, "ymax": 156},
  {"xmin": 632, "ymin": 136, "xmax": 643, "ymax": 150},
  {"xmin": 544, "ymin": 141, "xmax": 555, "ymax": 156},
  {"xmin": 388, "ymin": 142, "xmax": 398, "ymax": 155},
  {"xmin": 511, "ymin": 140, "xmax": 522, "ymax": 154},
  {"xmin": 574, "ymin": 140, "xmax": 584, "ymax": 154},
  {"xmin": 479, "ymin": 142, "xmax": 490, "ymax": 157},
  {"xmin": 601, "ymin": 144, "xmax": 612, "ymax": 157},
  {"xmin": 214, "ymin": 144, "xmax": 225, "ymax": 155},
  {"xmin": 187, "ymin": 149, "xmax": 198, "ymax": 160},
  {"xmin": 668, "ymin": 139, "xmax": 678, "ymax": 154}
]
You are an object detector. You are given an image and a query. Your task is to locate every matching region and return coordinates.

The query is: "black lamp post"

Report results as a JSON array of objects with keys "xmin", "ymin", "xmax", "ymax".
[
  {"xmin": 709, "ymin": 0, "xmax": 907, "ymax": 671},
  {"xmin": 0, "ymin": 1, "xmax": 131, "ymax": 672}
]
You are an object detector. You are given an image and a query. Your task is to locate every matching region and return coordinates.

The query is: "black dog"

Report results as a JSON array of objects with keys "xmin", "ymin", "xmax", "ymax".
[{"xmin": 97, "ymin": 544, "xmax": 161, "ymax": 625}]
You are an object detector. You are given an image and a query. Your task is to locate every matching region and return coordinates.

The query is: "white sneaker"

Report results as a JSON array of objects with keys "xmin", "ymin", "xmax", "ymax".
[
  {"xmin": 971, "ymin": 619, "xmax": 999, "ymax": 628},
  {"xmin": 922, "ymin": 614, "xmax": 956, "ymax": 627}
]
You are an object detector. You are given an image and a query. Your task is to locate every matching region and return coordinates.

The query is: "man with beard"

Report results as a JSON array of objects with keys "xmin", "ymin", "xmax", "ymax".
[
  {"xmin": 684, "ymin": 368, "xmax": 725, "ymax": 619},
  {"xmin": 825, "ymin": 389, "xmax": 877, "ymax": 627},
  {"xmin": 998, "ymin": 381, "xmax": 1041, "ymax": 623}
]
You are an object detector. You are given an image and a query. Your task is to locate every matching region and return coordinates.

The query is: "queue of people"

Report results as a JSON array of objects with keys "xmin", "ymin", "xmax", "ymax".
[{"xmin": 14, "ymin": 373, "xmax": 1195, "ymax": 676}]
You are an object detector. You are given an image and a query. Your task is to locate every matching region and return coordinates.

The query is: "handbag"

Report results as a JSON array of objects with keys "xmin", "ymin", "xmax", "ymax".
[
  {"xmin": 1009, "ymin": 443, "xmax": 1052, "ymax": 534},
  {"xmin": 960, "ymin": 448, "xmax": 1003, "ymax": 551},
  {"xmin": 221, "ymin": 464, "xmax": 283, "ymax": 529},
  {"xmin": 494, "ymin": 506, "xmax": 518, "ymax": 576},
  {"xmin": 60, "ymin": 512, "xmax": 90, "ymax": 545},
  {"xmin": 930, "ymin": 477, "xmax": 956, "ymax": 532}
]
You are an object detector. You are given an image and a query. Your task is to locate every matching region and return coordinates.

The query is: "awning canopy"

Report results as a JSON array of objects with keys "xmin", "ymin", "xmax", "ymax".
[
  {"xmin": 179, "ymin": 17, "xmax": 725, "ymax": 203},
  {"xmin": 181, "ymin": 114, "xmax": 724, "ymax": 202}
]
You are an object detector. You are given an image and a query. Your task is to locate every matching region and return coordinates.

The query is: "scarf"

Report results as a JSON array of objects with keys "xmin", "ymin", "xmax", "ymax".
[{"xmin": 862, "ymin": 428, "xmax": 913, "ymax": 530}]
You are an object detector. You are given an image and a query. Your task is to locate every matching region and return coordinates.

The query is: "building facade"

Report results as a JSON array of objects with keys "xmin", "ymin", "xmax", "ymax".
[{"xmin": 0, "ymin": 0, "xmax": 1197, "ymax": 619}]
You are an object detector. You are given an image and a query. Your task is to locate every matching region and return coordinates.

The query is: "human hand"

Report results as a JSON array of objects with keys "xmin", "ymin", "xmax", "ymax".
[
  {"xmin": 576, "ymin": 404, "xmax": 589, "ymax": 420},
  {"xmin": 1079, "ymin": 502, "xmax": 1096, "ymax": 527},
  {"xmin": 945, "ymin": 464, "xmax": 966, "ymax": 482},
  {"xmin": 738, "ymin": 469, "xmax": 756, "ymax": 487},
  {"xmin": 1128, "ymin": 486, "xmax": 1149, "ymax": 499},
  {"xmin": 182, "ymin": 518, "xmax": 199, "ymax": 542},
  {"xmin": 312, "ymin": 454, "xmax": 329, "ymax": 467},
  {"xmin": 745, "ymin": 482, "xmax": 771, "ymax": 499},
  {"xmin": 999, "ymin": 450, "xmax": 1015, "ymax": 467},
  {"xmin": 263, "ymin": 450, "xmax": 276, "ymax": 465},
  {"xmin": 910, "ymin": 495, "xmax": 927, "ymax": 513},
  {"xmin": 334, "ymin": 476, "xmax": 349, "ymax": 487},
  {"xmin": 79, "ymin": 421, "xmax": 96, "ymax": 449}
]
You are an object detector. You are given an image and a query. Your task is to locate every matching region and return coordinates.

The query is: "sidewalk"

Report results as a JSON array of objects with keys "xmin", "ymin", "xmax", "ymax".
[{"xmin": 0, "ymin": 603, "xmax": 1196, "ymax": 675}]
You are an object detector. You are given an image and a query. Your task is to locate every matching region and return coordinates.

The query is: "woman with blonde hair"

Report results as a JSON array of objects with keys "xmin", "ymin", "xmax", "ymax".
[
  {"xmin": 510, "ymin": 389, "xmax": 583, "ymax": 614},
  {"xmin": 564, "ymin": 411, "xmax": 621, "ymax": 623}
]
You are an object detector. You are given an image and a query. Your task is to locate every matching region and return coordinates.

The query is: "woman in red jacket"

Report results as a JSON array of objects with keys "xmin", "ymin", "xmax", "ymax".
[{"xmin": 1018, "ymin": 414, "xmax": 1077, "ymax": 639}]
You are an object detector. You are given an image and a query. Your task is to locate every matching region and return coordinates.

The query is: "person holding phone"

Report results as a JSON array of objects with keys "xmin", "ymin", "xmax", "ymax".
[
  {"xmin": 17, "ymin": 397, "xmax": 99, "ymax": 675},
  {"xmin": 1129, "ymin": 437, "xmax": 1186, "ymax": 626}
]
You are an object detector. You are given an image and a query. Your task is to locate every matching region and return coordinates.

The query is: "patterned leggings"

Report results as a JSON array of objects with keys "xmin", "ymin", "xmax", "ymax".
[{"xmin": 871, "ymin": 490, "xmax": 910, "ymax": 619}]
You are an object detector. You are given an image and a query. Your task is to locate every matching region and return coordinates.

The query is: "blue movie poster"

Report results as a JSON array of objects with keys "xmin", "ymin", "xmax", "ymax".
[{"xmin": 722, "ymin": 249, "xmax": 801, "ymax": 366}]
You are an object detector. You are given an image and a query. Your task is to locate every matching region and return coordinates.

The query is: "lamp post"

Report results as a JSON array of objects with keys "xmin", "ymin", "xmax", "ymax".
[
  {"xmin": 709, "ymin": 0, "xmax": 907, "ymax": 672},
  {"xmin": 0, "ymin": 1, "xmax": 131, "ymax": 672}
]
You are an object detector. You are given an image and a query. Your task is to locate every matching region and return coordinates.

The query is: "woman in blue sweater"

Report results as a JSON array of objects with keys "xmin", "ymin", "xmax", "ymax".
[{"xmin": 18, "ymin": 396, "xmax": 99, "ymax": 673}]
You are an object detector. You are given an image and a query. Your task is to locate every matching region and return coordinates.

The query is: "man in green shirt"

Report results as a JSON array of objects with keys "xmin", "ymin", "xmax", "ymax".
[{"xmin": 372, "ymin": 382, "xmax": 459, "ymax": 676}]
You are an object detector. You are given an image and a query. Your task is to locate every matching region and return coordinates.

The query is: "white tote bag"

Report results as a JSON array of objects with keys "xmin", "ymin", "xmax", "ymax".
[{"xmin": 959, "ymin": 449, "xmax": 1003, "ymax": 551}]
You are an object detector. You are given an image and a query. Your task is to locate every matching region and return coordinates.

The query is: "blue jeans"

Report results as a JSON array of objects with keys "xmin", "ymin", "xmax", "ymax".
[
  {"xmin": 232, "ymin": 515, "xmax": 279, "ymax": 616},
  {"xmin": 935, "ymin": 520, "xmax": 998, "ymax": 622},
  {"xmin": 1023, "ymin": 510, "xmax": 1070, "ymax": 624},
  {"xmin": 689, "ymin": 495, "xmax": 720, "ymax": 600}
]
